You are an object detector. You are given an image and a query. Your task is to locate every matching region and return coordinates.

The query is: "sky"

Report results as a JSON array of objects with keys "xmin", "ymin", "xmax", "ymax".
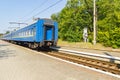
[{"xmin": 0, "ymin": 0, "xmax": 67, "ymax": 33}]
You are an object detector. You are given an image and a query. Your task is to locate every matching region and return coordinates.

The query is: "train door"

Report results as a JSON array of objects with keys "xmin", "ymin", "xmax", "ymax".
[{"xmin": 44, "ymin": 26, "xmax": 54, "ymax": 41}]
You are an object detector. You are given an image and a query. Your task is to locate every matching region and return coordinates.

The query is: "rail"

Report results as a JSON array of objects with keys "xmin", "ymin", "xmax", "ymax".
[
  {"xmin": 50, "ymin": 47, "xmax": 120, "ymax": 61},
  {"xmin": 45, "ymin": 48, "xmax": 120, "ymax": 77}
]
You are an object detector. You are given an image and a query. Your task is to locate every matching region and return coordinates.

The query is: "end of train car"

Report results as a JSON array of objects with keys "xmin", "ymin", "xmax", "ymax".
[
  {"xmin": 2, "ymin": 18, "xmax": 58, "ymax": 48},
  {"xmin": 38, "ymin": 18, "xmax": 58, "ymax": 47}
]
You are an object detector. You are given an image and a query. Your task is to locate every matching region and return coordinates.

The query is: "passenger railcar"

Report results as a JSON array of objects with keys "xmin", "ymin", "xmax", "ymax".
[{"xmin": 2, "ymin": 18, "xmax": 58, "ymax": 48}]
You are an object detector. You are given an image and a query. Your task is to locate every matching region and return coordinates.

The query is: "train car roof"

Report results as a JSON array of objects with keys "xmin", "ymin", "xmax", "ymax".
[{"xmin": 3, "ymin": 18, "xmax": 55, "ymax": 36}]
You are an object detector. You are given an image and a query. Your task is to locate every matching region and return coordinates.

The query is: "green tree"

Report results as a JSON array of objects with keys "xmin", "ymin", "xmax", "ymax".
[
  {"xmin": 5, "ymin": 31, "xmax": 10, "ymax": 34},
  {"xmin": 51, "ymin": 0, "xmax": 120, "ymax": 48},
  {"xmin": 0, "ymin": 33, "xmax": 3, "ymax": 37},
  {"xmin": 52, "ymin": 0, "xmax": 93, "ymax": 42},
  {"xmin": 97, "ymin": 0, "xmax": 120, "ymax": 48}
]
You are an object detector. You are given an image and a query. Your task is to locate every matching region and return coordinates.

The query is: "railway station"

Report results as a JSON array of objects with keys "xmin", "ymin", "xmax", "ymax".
[
  {"xmin": 0, "ymin": 40, "xmax": 120, "ymax": 80},
  {"xmin": 0, "ymin": 0, "xmax": 120, "ymax": 80}
]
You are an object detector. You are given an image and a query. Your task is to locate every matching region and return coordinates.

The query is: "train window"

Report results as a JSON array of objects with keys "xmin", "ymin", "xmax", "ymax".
[
  {"xmin": 16, "ymin": 33, "xmax": 18, "ymax": 37},
  {"xmin": 23, "ymin": 32, "xmax": 24, "ymax": 36},
  {"xmin": 27, "ymin": 30, "xmax": 29, "ymax": 35},
  {"xmin": 29, "ymin": 30, "xmax": 31, "ymax": 35},
  {"xmin": 30, "ymin": 30, "xmax": 31, "ymax": 35},
  {"xmin": 24, "ymin": 32, "xmax": 25, "ymax": 36},
  {"xmin": 31, "ymin": 28, "xmax": 33, "ymax": 36},
  {"xmin": 26, "ymin": 31, "xmax": 28, "ymax": 36},
  {"xmin": 20, "ymin": 33, "xmax": 22, "ymax": 36},
  {"xmin": 28, "ymin": 30, "xmax": 29, "ymax": 35},
  {"xmin": 22, "ymin": 32, "xmax": 23, "ymax": 36},
  {"xmin": 25, "ymin": 31, "xmax": 27, "ymax": 35},
  {"xmin": 25, "ymin": 31, "xmax": 27, "ymax": 36},
  {"xmin": 26, "ymin": 31, "xmax": 27, "ymax": 36},
  {"xmin": 21, "ymin": 32, "xmax": 23, "ymax": 36},
  {"xmin": 30, "ymin": 29, "xmax": 32, "ymax": 35},
  {"xmin": 33, "ymin": 27, "xmax": 36, "ymax": 35}
]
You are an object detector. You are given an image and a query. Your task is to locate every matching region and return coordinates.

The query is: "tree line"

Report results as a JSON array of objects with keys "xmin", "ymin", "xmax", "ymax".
[{"xmin": 51, "ymin": 0, "xmax": 120, "ymax": 48}]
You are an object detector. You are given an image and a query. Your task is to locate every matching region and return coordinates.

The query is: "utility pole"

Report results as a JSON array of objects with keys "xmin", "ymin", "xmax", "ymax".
[{"xmin": 93, "ymin": 0, "xmax": 96, "ymax": 45}]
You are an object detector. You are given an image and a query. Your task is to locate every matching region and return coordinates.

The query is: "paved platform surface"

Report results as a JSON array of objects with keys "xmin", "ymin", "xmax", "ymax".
[
  {"xmin": 57, "ymin": 46, "xmax": 120, "ymax": 64},
  {"xmin": 59, "ymin": 46, "xmax": 120, "ymax": 57},
  {"xmin": 0, "ymin": 40, "xmax": 119, "ymax": 80}
]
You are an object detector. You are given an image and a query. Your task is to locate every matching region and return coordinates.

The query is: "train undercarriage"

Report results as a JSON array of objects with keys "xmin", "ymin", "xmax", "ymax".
[{"xmin": 3, "ymin": 40, "xmax": 57, "ymax": 49}]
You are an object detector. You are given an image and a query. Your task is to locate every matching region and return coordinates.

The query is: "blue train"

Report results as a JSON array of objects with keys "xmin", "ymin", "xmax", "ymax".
[{"xmin": 2, "ymin": 18, "xmax": 58, "ymax": 48}]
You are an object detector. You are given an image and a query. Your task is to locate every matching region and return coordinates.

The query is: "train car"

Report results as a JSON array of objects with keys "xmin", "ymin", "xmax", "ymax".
[{"xmin": 2, "ymin": 18, "xmax": 58, "ymax": 48}]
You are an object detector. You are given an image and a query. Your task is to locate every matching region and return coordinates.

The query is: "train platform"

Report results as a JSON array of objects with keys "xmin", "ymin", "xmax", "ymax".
[
  {"xmin": 51, "ymin": 46, "xmax": 120, "ymax": 64},
  {"xmin": 55, "ymin": 42, "xmax": 120, "ymax": 64},
  {"xmin": 57, "ymin": 46, "xmax": 120, "ymax": 57},
  {"xmin": 0, "ymin": 40, "xmax": 119, "ymax": 80}
]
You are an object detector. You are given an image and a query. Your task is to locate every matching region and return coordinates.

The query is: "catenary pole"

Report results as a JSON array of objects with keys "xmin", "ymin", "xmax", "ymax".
[{"xmin": 93, "ymin": 0, "xmax": 96, "ymax": 45}]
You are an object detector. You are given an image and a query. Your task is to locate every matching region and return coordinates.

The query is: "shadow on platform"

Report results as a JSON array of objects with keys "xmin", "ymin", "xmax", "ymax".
[
  {"xmin": 0, "ymin": 49, "xmax": 16, "ymax": 59},
  {"xmin": 104, "ymin": 52, "xmax": 120, "ymax": 69},
  {"xmin": 104, "ymin": 52, "xmax": 115, "ymax": 63},
  {"xmin": 0, "ymin": 44, "xmax": 9, "ymax": 48}
]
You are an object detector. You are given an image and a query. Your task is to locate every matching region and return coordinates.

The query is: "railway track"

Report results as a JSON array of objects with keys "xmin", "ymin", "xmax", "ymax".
[
  {"xmin": 45, "ymin": 50, "xmax": 120, "ymax": 75},
  {"xmin": 5, "ymin": 41, "xmax": 120, "ymax": 75}
]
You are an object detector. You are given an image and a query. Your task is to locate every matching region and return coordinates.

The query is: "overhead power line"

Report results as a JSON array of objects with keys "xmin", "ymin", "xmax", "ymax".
[
  {"xmin": 34, "ymin": 0, "xmax": 63, "ymax": 17},
  {"xmin": 20, "ymin": 0, "xmax": 49, "ymax": 20},
  {"xmin": 24, "ymin": 0, "xmax": 63, "ymax": 22},
  {"xmin": 9, "ymin": 22, "xmax": 28, "ymax": 25}
]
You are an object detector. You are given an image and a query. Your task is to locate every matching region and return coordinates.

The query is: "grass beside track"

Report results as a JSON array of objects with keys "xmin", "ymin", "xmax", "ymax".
[{"xmin": 57, "ymin": 39, "xmax": 120, "ymax": 52}]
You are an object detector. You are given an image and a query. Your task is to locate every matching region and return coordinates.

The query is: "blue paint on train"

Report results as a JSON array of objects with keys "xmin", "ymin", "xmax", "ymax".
[{"xmin": 2, "ymin": 18, "xmax": 58, "ymax": 47}]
